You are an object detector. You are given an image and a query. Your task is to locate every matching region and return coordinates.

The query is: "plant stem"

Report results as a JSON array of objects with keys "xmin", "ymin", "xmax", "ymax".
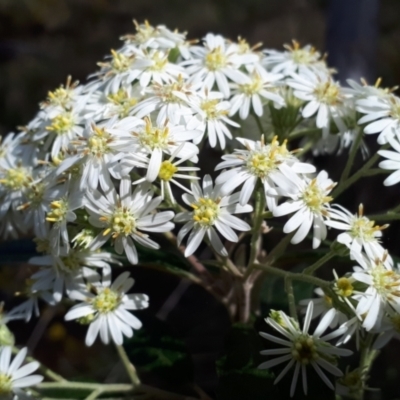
[
  {"xmin": 253, "ymin": 113, "xmax": 264, "ymax": 134},
  {"xmin": 247, "ymin": 186, "xmax": 265, "ymax": 269},
  {"xmin": 115, "ymin": 344, "xmax": 140, "ymax": 387},
  {"xmin": 288, "ymin": 127, "xmax": 321, "ymax": 140},
  {"xmin": 332, "ymin": 145, "xmax": 388, "ymax": 199},
  {"xmin": 303, "ymin": 250, "xmax": 336, "ymax": 275},
  {"xmin": 252, "ymin": 263, "xmax": 331, "ymax": 289},
  {"xmin": 38, "ymin": 382, "xmax": 133, "ymax": 392},
  {"xmin": 285, "ymin": 278, "xmax": 298, "ymax": 321},
  {"xmin": 340, "ymin": 128, "xmax": 363, "ymax": 183},
  {"xmin": 84, "ymin": 389, "xmax": 103, "ymax": 400}
]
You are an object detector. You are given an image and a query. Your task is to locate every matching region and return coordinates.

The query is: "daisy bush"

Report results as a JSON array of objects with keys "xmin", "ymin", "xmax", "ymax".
[{"xmin": 2, "ymin": 19, "xmax": 400, "ymax": 400}]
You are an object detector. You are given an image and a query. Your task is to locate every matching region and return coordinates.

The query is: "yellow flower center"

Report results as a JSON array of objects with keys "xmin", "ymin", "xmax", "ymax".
[
  {"xmin": 137, "ymin": 118, "xmax": 171, "ymax": 150},
  {"xmin": 60, "ymin": 251, "xmax": 81, "ymax": 273},
  {"xmin": 205, "ymin": 47, "xmax": 227, "ymax": 71},
  {"xmin": 107, "ymin": 90, "xmax": 138, "ymax": 118},
  {"xmin": 149, "ymin": 51, "xmax": 169, "ymax": 72},
  {"xmin": 284, "ymin": 40, "xmax": 318, "ymax": 65},
  {"xmin": 46, "ymin": 199, "xmax": 69, "ymax": 223},
  {"xmin": 370, "ymin": 262, "xmax": 400, "ymax": 299},
  {"xmin": 200, "ymin": 99, "xmax": 228, "ymax": 120},
  {"xmin": 238, "ymin": 75, "xmax": 263, "ymax": 96},
  {"xmin": 245, "ymin": 136, "xmax": 289, "ymax": 178},
  {"xmin": 0, "ymin": 167, "xmax": 30, "ymax": 190},
  {"xmin": 101, "ymin": 207, "xmax": 136, "ymax": 238},
  {"xmin": 154, "ymin": 79, "xmax": 185, "ymax": 104},
  {"xmin": 87, "ymin": 127, "xmax": 112, "ymax": 157},
  {"xmin": 350, "ymin": 217, "xmax": 386, "ymax": 242},
  {"xmin": 46, "ymin": 112, "xmax": 75, "ymax": 135},
  {"xmin": 0, "ymin": 373, "xmax": 12, "ymax": 395},
  {"xmin": 336, "ymin": 277, "xmax": 354, "ymax": 297},
  {"xmin": 92, "ymin": 287, "xmax": 120, "ymax": 314},
  {"xmin": 302, "ymin": 179, "xmax": 333, "ymax": 215},
  {"xmin": 158, "ymin": 160, "xmax": 178, "ymax": 181},
  {"xmin": 110, "ymin": 50, "xmax": 134, "ymax": 73},
  {"xmin": 133, "ymin": 20, "xmax": 155, "ymax": 44},
  {"xmin": 389, "ymin": 96, "xmax": 400, "ymax": 120},
  {"xmin": 313, "ymin": 81, "xmax": 341, "ymax": 105},
  {"xmin": 291, "ymin": 335, "xmax": 318, "ymax": 365},
  {"xmin": 191, "ymin": 197, "xmax": 220, "ymax": 227}
]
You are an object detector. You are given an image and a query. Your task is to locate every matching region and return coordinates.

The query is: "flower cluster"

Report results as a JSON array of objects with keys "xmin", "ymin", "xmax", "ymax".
[{"xmin": 2, "ymin": 20, "xmax": 400, "ymax": 398}]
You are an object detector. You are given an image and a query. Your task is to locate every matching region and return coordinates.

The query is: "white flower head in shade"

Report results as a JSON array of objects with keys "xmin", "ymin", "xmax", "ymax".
[
  {"xmin": 215, "ymin": 135, "xmax": 316, "ymax": 208},
  {"xmin": 352, "ymin": 252, "xmax": 400, "ymax": 331},
  {"xmin": 175, "ymin": 175, "xmax": 253, "ymax": 257},
  {"xmin": 133, "ymin": 144, "xmax": 200, "ymax": 203},
  {"xmin": 298, "ymin": 287, "xmax": 348, "ymax": 329},
  {"xmin": 258, "ymin": 302, "xmax": 352, "ymax": 397},
  {"xmin": 183, "ymin": 33, "xmax": 251, "ymax": 98},
  {"xmin": 65, "ymin": 268, "xmax": 149, "ymax": 346},
  {"xmin": 378, "ymin": 135, "xmax": 400, "ymax": 186},
  {"xmin": 372, "ymin": 311, "xmax": 400, "ymax": 349},
  {"xmin": 0, "ymin": 346, "xmax": 43, "ymax": 398},
  {"xmin": 325, "ymin": 204, "xmax": 388, "ymax": 260},
  {"xmin": 357, "ymin": 93, "xmax": 400, "ymax": 145},
  {"xmin": 114, "ymin": 116, "xmax": 200, "ymax": 182},
  {"xmin": 229, "ymin": 70, "xmax": 285, "ymax": 119},
  {"xmin": 45, "ymin": 191, "xmax": 84, "ymax": 255},
  {"xmin": 85, "ymin": 177, "xmax": 174, "ymax": 265},
  {"xmin": 186, "ymin": 90, "xmax": 239, "ymax": 149},
  {"xmin": 263, "ymin": 40, "xmax": 327, "ymax": 76},
  {"xmin": 271, "ymin": 169, "xmax": 335, "ymax": 248},
  {"xmin": 287, "ymin": 70, "xmax": 348, "ymax": 136}
]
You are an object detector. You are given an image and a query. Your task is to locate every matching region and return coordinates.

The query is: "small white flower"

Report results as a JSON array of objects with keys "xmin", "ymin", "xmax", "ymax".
[
  {"xmin": 65, "ymin": 268, "xmax": 149, "ymax": 346},
  {"xmin": 175, "ymin": 175, "xmax": 252, "ymax": 257},
  {"xmin": 325, "ymin": 204, "xmax": 388, "ymax": 260},
  {"xmin": 0, "ymin": 346, "xmax": 43, "ymax": 399},
  {"xmin": 186, "ymin": 90, "xmax": 239, "ymax": 149},
  {"xmin": 215, "ymin": 135, "xmax": 315, "ymax": 208},
  {"xmin": 373, "ymin": 312, "xmax": 400, "ymax": 349},
  {"xmin": 85, "ymin": 178, "xmax": 174, "ymax": 264},
  {"xmin": 263, "ymin": 40, "xmax": 327, "ymax": 76},
  {"xmin": 183, "ymin": 33, "xmax": 251, "ymax": 98},
  {"xmin": 357, "ymin": 93, "xmax": 400, "ymax": 144},
  {"xmin": 229, "ymin": 71, "xmax": 285, "ymax": 119},
  {"xmin": 378, "ymin": 135, "xmax": 400, "ymax": 186},
  {"xmin": 272, "ymin": 169, "xmax": 335, "ymax": 248},
  {"xmin": 352, "ymin": 252, "xmax": 400, "ymax": 331},
  {"xmin": 258, "ymin": 303, "xmax": 352, "ymax": 397}
]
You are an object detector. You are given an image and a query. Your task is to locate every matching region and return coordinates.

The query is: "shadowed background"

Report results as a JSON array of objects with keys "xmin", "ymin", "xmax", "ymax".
[{"xmin": 1, "ymin": 0, "xmax": 400, "ymax": 399}]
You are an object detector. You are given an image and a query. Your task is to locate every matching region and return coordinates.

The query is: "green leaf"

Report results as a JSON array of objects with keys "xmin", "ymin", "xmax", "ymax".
[
  {"xmin": 123, "ymin": 315, "xmax": 194, "ymax": 389},
  {"xmin": 216, "ymin": 323, "xmax": 278, "ymax": 400}
]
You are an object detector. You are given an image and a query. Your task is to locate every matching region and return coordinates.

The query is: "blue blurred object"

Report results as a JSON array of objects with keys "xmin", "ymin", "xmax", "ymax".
[{"xmin": 326, "ymin": 0, "xmax": 379, "ymax": 84}]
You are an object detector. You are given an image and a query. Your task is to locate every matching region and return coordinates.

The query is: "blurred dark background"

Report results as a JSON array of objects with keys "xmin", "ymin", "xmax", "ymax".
[{"xmin": 2, "ymin": 0, "xmax": 400, "ymax": 399}]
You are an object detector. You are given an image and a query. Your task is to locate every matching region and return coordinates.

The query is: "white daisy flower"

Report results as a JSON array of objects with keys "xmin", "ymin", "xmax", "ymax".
[
  {"xmin": 45, "ymin": 191, "xmax": 84, "ymax": 255},
  {"xmin": 357, "ymin": 93, "xmax": 400, "ymax": 144},
  {"xmin": 183, "ymin": 33, "xmax": 251, "ymax": 98},
  {"xmin": 85, "ymin": 177, "xmax": 174, "ymax": 265},
  {"xmin": 132, "ymin": 78, "xmax": 195, "ymax": 125},
  {"xmin": 131, "ymin": 48, "xmax": 186, "ymax": 88},
  {"xmin": 271, "ymin": 169, "xmax": 335, "ymax": 248},
  {"xmin": 0, "ymin": 346, "xmax": 43, "ymax": 399},
  {"xmin": 175, "ymin": 175, "xmax": 253, "ymax": 257},
  {"xmin": 299, "ymin": 287, "xmax": 348, "ymax": 329},
  {"xmin": 215, "ymin": 135, "xmax": 316, "ymax": 208},
  {"xmin": 29, "ymin": 246, "xmax": 121, "ymax": 302},
  {"xmin": 65, "ymin": 268, "xmax": 149, "ymax": 346},
  {"xmin": 351, "ymin": 252, "xmax": 400, "ymax": 331},
  {"xmin": 373, "ymin": 312, "xmax": 400, "ymax": 349},
  {"xmin": 263, "ymin": 41, "xmax": 327, "ymax": 76},
  {"xmin": 185, "ymin": 90, "xmax": 239, "ymax": 149},
  {"xmin": 258, "ymin": 302, "xmax": 352, "ymax": 397},
  {"xmin": 287, "ymin": 70, "xmax": 348, "ymax": 135},
  {"xmin": 112, "ymin": 116, "xmax": 200, "ymax": 182},
  {"xmin": 120, "ymin": 20, "xmax": 187, "ymax": 51},
  {"xmin": 133, "ymin": 145, "xmax": 200, "ymax": 203},
  {"xmin": 229, "ymin": 70, "xmax": 285, "ymax": 119},
  {"xmin": 55, "ymin": 121, "xmax": 145, "ymax": 192},
  {"xmin": 378, "ymin": 134, "xmax": 400, "ymax": 186},
  {"xmin": 325, "ymin": 204, "xmax": 388, "ymax": 260},
  {"xmin": 88, "ymin": 49, "xmax": 137, "ymax": 94}
]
